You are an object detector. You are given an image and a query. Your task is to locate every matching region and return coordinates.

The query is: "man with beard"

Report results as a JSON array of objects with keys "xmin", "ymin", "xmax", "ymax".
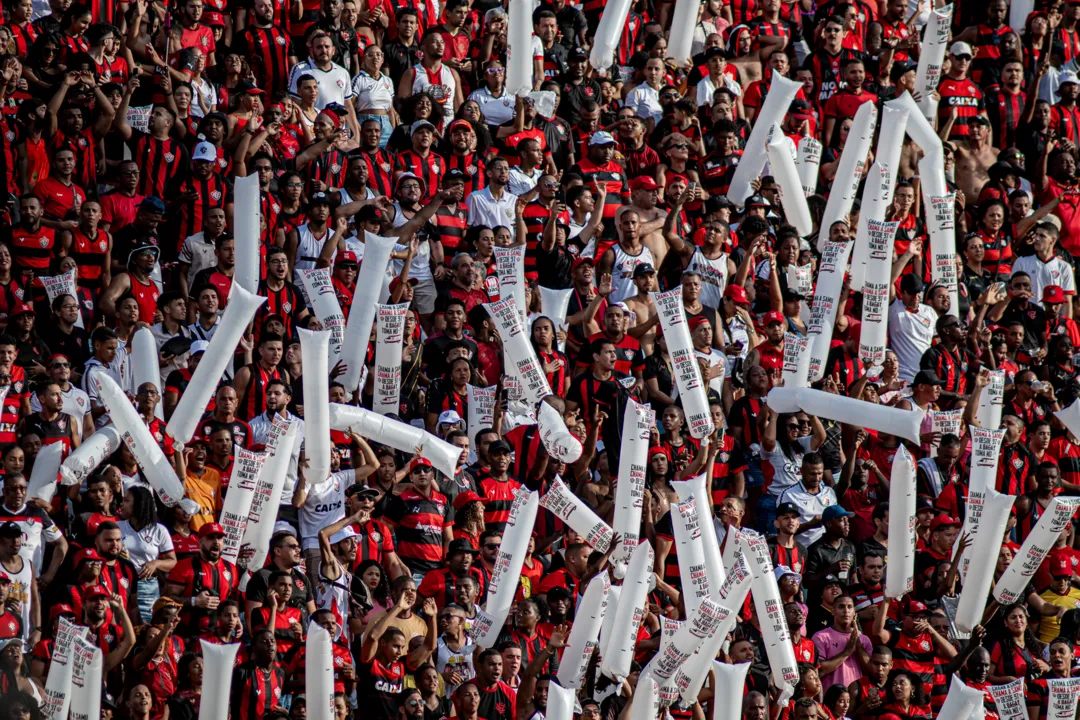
[
  {"xmin": 285, "ymin": 191, "xmax": 340, "ymax": 281},
  {"xmin": 233, "ymin": 333, "xmax": 289, "ymax": 421},
  {"xmin": 165, "ymin": 522, "xmax": 241, "ymax": 636},
  {"xmin": 10, "ymin": 194, "xmax": 56, "ymax": 283},
  {"xmin": 1027, "ymin": 638, "xmax": 1076, "ymax": 720},
  {"xmin": 248, "ymin": 380, "xmax": 305, "ymax": 512},
  {"xmin": 231, "ymin": 629, "xmax": 286, "ymax": 720},
  {"xmin": 397, "ymin": 119, "xmax": 445, "ymax": 203},
  {"xmin": 81, "ymin": 583, "xmax": 135, "ymax": 688},
  {"xmin": 443, "ymin": 120, "xmax": 486, "ymax": 200},
  {"xmin": 355, "ymin": 118, "xmax": 395, "ymax": 197},
  {"xmin": 466, "ymin": 648, "xmax": 516, "ymax": 720},
  {"xmin": 29, "ymin": 353, "xmax": 91, "ymax": 445},
  {"xmin": 245, "ymin": 529, "xmax": 316, "ymax": 629},
  {"xmin": 256, "ymin": 248, "xmax": 313, "ymax": 338},
  {"xmin": 46, "ymin": 72, "xmax": 116, "ymax": 192},
  {"xmin": 398, "ymin": 29, "xmax": 461, "ymax": 115},
  {"xmin": 190, "ymin": 234, "xmax": 236, "ymax": 313},
  {"xmin": 93, "ymin": 521, "xmax": 139, "ymax": 615},
  {"xmin": 20, "ymin": 380, "xmax": 79, "ymax": 456}
]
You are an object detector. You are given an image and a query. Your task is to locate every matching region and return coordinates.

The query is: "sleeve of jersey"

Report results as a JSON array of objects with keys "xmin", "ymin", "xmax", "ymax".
[{"xmin": 167, "ymin": 561, "xmax": 195, "ymax": 594}]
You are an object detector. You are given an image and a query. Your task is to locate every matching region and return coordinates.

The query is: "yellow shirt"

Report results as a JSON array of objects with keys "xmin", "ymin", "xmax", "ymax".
[
  {"xmin": 184, "ymin": 467, "xmax": 223, "ymax": 530},
  {"xmin": 1037, "ymin": 586, "xmax": 1080, "ymax": 642}
]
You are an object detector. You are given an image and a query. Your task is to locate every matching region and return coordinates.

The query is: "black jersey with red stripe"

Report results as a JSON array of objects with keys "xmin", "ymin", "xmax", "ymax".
[
  {"xmin": 231, "ymin": 662, "xmax": 285, "ymax": 720},
  {"xmin": 132, "ymin": 133, "xmax": 188, "ymax": 200},
  {"xmin": 385, "ymin": 487, "xmax": 451, "ymax": 572},
  {"xmin": 236, "ymin": 25, "xmax": 293, "ymax": 95},
  {"xmin": 443, "ymin": 152, "xmax": 486, "ymax": 199}
]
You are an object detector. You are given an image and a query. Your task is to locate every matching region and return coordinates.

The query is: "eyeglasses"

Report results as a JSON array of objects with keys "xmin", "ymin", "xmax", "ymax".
[
  {"xmin": 285, "ymin": 183, "xmax": 304, "ymax": 188},
  {"xmin": 255, "ymin": 165, "xmax": 273, "ymax": 172},
  {"xmin": 60, "ymin": 304, "xmax": 78, "ymax": 310},
  {"xmin": 486, "ymin": 67, "xmax": 505, "ymax": 75}
]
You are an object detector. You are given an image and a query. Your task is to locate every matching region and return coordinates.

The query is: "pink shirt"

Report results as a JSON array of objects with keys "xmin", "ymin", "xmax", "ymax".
[{"xmin": 812, "ymin": 625, "xmax": 873, "ymax": 690}]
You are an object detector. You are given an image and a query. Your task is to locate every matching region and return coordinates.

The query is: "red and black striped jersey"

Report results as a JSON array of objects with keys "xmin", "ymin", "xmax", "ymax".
[
  {"xmin": 521, "ymin": 200, "xmax": 569, "ymax": 273},
  {"xmin": 306, "ymin": 146, "xmax": 349, "ymax": 193},
  {"xmin": 385, "ymin": 487, "xmax": 451, "ymax": 572},
  {"xmin": 567, "ymin": 159, "xmax": 629, "ymax": 240},
  {"xmin": 50, "ymin": 128, "xmax": 97, "ymax": 191},
  {"xmin": 1051, "ymin": 102, "xmax": 1080, "ymax": 145},
  {"xmin": 238, "ymin": 363, "xmax": 286, "ymax": 421},
  {"xmin": 10, "ymin": 223, "xmax": 57, "ymax": 272},
  {"xmin": 1055, "ymin": 27, "xmax": 1080, "ymax": 64},
  {"xmin": 10, "ymin": 22, "xmax": 37, "ymax": 56},
  {"xmin": 429, "ymin": 203, "xmax": 468, "ymax": 259},
  {"xmin": 68, "ymin": 227, "xmax": 110, "ymax": 288},
  {"xmin": 417, "ymin": 567, "xmax": 486, "ymax": 608},
  {"xmin": 986, "ymin": 89, "xmax": 1025, "ymax": 150},
  {"xmin": 424, "ymin": 378, "xmax": 466, "ymax": 418},
  {"xmin": 921, "ymin": 344, "xmax": 972, "ymax": 398},
  {"xmin": 236, "ymin": 25, "xmax": 294, "ymax": 96},
  {"xmin": 997, "ymin": 441, "xmax": 1034, "ymax": 497},
  {"xmin": 971, "ymin": 24, "xmax": 1011, "ymax": 84},
  {"xmin": 230, "ymin": 662, "xmax": 286, "ymax": 720},
  {"xmin": 171, "ymin": 174, "xmax": 231, "ymax": 247},
  {"xmin": 888, "ymin": 631, "xmax": 936, "ymax": 698},
  {"xmin": 0, "ymin": 118, "xmax": 17, "ymax": 196},
  {"xmin": 132, "ymin": 133, "xmax": 189, "ymax": 200},
  {"xmin": 256, "ymin": 280, "xmax": 308, "ymax": 339},
  {"xmin": 768, "ymin": 538, "xmax": 805, "ymax": 576},
  {"xmin": 537, "ymin": 349, "xmax": 568, "ymax": 398},
  {"xmin": 99, "ymin": 556, "xmax": 139, "ymax": 612},
  {"xmin": 396, "ymin": 149, "xmax": 445, "ymax": 202},
  {"xmin": 1048, "ymin": 436, "xmax": 1080, "ymax": 499},
  {"xmin": 700, "ymin": 150, "xmax": 742, "ymax": 198},
  {"xmin": 806, "ymin": 48, "xmax": 864, "ymax": 106},
  {"xmin": 443, "ymin": 152, "xmax": 486, "ymax": 200},
  {"xmin": 347, "ymin": 517, "xmax": 396, "ymax": 569}
]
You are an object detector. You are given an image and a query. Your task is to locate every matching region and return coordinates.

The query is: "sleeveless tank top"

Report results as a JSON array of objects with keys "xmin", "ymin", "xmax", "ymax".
[{"xmin": 609, "ymin": 243, "xmax": 654, "ymax": 303}]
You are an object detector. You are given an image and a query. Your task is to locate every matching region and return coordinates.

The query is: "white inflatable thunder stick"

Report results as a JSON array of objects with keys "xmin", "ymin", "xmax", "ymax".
[
  {"xmin": 651, "ymin": 287, "xmax": 715, "ymax": 438},
  {"xmin": 671, "ymin": 473, "xmax": 726, "ymax": 589},
  {"xmin": 955, "ymin": 491, "xmax": 1014, "ymax": 632},
  {"xmin": 858, "ymin": 218, "xmax": 900, "ymax": 370},
  {"xmin": 131, "ymin": 327, "xmax": 163, "ymax": 419},
  {"xmin": 766, "ymin": 125, "xmax": 812, "ymax": 236},
  {"xmin": 710, "ymin": 662, "xmax": 752, "ymax": 720},
  {"xmin": 913, "ymin": 5, "xmax": 954, "ymax": 124},
  {"xmin": 505, "ymin": 0, "xmax": 534, "ymax": 96},
  {"xmin": 885, "ymin": 446, "xmax": 917, "ymax": 597},
  {"xmin": 589, "ymin": 0, "xmax": 633, "ymax": 71},
  {"xmin": 198, "ymin": 641, "xmax": 242, "ymax": 720},
  {"xmin": 539, "ymin": 476, "xmax": 614, "ymax": 551},
  {"xmin": 61, "ymin": 424, "xmax": 121, "ymax": 486},
  {"xmin": 373, "ymin": 302, "xmax": 410, "ymax": 416},
  {"xmin": 306, "ymin": 624, "xmax": 336, "ymax": 720},
  {"xmin": 850, "ymin": 163, "xmax": 892, "ymax": 292},
  {"xmin": 611, "ymin": 397, "xmax": 651, "ymax": 574},
  {"xmin": 299, "ymin": 267, "xmax": 347, "ymax": 366},
  {"xmin": 817, "ymin": 100, "xmax": 877, "ymax": 251},
  {"xmin": 340, "ymin": 231, "xmax": 396, "ymax": 392},
  {"xmin": 556, "ymin": 572, "xmax": 610, "ymax": 689},
  {"xmin": 299, "ymin": 328, "xmax": 332, "ymax": 487},
  {"xmin": 471, "ymin": 488, "xmax": 538, "ymax": 647},
  {"xmin": 727, "ymin": 75, "xmax": 802, "ymax": 207},
  {"xmin": 995, "ymin": 497, "xmax": 1080, "ymax": 604},
  {"xmin": 600, "ymin": 540, "xmax": 654, "ymax": 680},
  {"xmin": 232, "ymin": 173, "xmax": 261, "ymax": 296}
]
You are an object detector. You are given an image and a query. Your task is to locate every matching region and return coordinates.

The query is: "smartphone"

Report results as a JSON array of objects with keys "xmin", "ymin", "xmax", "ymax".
[
  {"xmin": 554, "ymin": 187, "xmax": 565, "ymax": 204},
  {"xmin": 686, "ymin": 181, "xmax": 697, "ymax": 198}
]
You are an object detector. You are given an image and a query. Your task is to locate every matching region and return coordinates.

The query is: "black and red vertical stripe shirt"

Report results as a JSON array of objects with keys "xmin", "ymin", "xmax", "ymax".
[
  {"xmin": 230, "ymin": 662, "xmax": 286, "ymax": 720},
  {"xmin": 348, "ymin": 517, "xmax": 396, "ymax": 569},
  {"xmin": 537, "ymin": 350, "xmax": 568, "ymax": 398},
  {"xmin": 1049, "ymin": 436, "xmax": 1080, "ymax": 491},
  {"xmin": 166, "ymin": 554, "xmax": 239, "ymax": 634},
  {"xmin": 396, "ymin": 150, "xmax": 444, "ymax": 202},
  {"xmin": 306, "ymin": 147, "xmax": 349, "ymax": 193},
  {"xmin": 443, "ymin": 151, "xmax": 487, "ymax": 199},
  {"xmin": 171, "ymin": 174, "xmax": 230, "ymax": 246},
  {"xmin": 236, "ymin": 25, "xmax": 294, "ymax": 96},
  {"xmin": 1055, "ymin": 27, "xmax": 1080, "ymax": 63},
  {"xmin": 385, "ymin": 487, "xmax": 451, "ymax": 572},
  {"xmin": 358, "ymin": 147, "xmax": 395, "ymax": 197},
  {"xmin": 997, "ymin": 441, "xmax": 1034, "ymax": 497},
  {"xmin": 889, "ymin": 632, "xmax": 936, "ymax": 698},
  {"xmin": 0, "ymin": 365, "xmax": 25, "ymax": 445},
  {"xmin": 132, "ymin": 133, "xmax": 189, "ymax": 200},
  {"xmin": 937, "ymin": 78, "xmax": 985, "ymax": 140},
  {"xmin": 921, "ymin": 344, "xmax": 972, "ymax": 398},
  {"xmin": 971, "ymin": 24, "xmax": 1011, "ymax": 84},
  {"xmin": 506, "ymin": 424, "xmax": 544, "ymax": 484},
  {"xmin": 50, "ymin": 128, "xmax": 97, "ymax": 192},
  {"xmin": 256, "ymin": 279, "xmax": 308, "ymax": 339},
  {"xmin": 986, "ymin": 89, "xmax": 1025, "ymax": 150},
  {"xmin": 429, "ymin": 204, "xmax": 468, "ymax": 259},
  {"xmin": 1051, "ymin": 102, "xmax": 1080, "ymax": 145},
  {"xmin": 521, "ymin": 201, "xmax": 569, "ymax": 274}
]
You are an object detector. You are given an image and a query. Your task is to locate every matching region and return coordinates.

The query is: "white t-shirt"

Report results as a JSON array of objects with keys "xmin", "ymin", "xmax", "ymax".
[
  {"xmin": 118, "ymin": 519, "xmax": 174, "ymax": 572},
  {"xmin": 352, "ymin": 71, "xmax": 394, "ymax": 112},
  {"xmin": 468, "ymin": 87, "xmax": 516, "ymax": 127},
  {"xmin": 178, "ymin": 233, "xmax": 219, "ymax": 280},
  {"xmin": 0, "ymin": 503, "xmax": 62, "ymax": 571},
  {"xmin": 29, "ymin": 383, "xmax": 90, "ymax": 429},
  {"xmin": 298, "ymin": 469, "xmax": 356, "ymax": 550},
  {"xmin": 777, "ymin": 482, "xmax": 838, "ymax": 545},
  {"xmin": 467, "ymin": 187, "xmax": 519, "ymax": 238},
  {"xmin": 1011, "ymin": 255, "xmax": 1077, "ymax": 306},
  {"xmin": 288, "ymin": 58, "xmax": 355, "ymax": 109},
  {"xmin": 763, "ymin": 435, "xmax": 815, "ymax": 498},
  {"xmin": 625, "ymin": 83, "xmax": 663, "ymax": 125},
  {"xmin": 887, "ymin": 299, "xmax": 937, "ymax": 382}
]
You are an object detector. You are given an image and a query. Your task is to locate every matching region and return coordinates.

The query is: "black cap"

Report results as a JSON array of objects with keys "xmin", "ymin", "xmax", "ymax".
[
  {"xmin": 447, "ymin": 538, "xmax": 480, "ymax": 555},
  {"xmin": 309, "ymin": 191, "xmax": 333, "ymax": 206},
  {"xmin": 969, "ymin": 114, "xmax": 990, "ymax": 126},
  {"xmin": 789, "ymin": 99, "xmax": 813, "ymax": 116},
  {"xmin": 890, "ymin": 61, "xmax": 916, "ymax": 84},
  {"xmin": 782, "ymin": 289, "xmax": 805, "ymax": 303},
  {"xmin": 0, "ymin": 521, "xmax": 20, "ymax": 539},
  {"xmin": 345, "ymin": 484, "xmax": 380, "ymax": 499},
  {"xmin": 776, "ymin": 502, "xmax": 801, "ymax": 518},
  {"xmin": 488, "ymin": 439, "xmax": 512, "ymax": 455},
  {"xmin": 746, "ymin": 193, "xmax": 769, "ymax": 207},
  {"xmin": 916, "ymin": 497, "xmax": 935, "ymax": 512},
  {"xmin": 445, "ymin": 168, "xmax": 468, "ymax": 183},
  {"xmin": 705, "ymin": 46, "xmax": 727, "ymax": 60},
  {"xmin": 822, "ymin": 574, "xmax": 842, "ymax": 586},
  {"xmin": 569, "ymin": 47, "xmax": 588, "ymax": 61},
  {"xmin": 913, "ymin": 370, "xmax": 946, "ymax": 387},
  {"xmin": 633, "ymin": 263, "xmax": 656, "ymax": 278}
]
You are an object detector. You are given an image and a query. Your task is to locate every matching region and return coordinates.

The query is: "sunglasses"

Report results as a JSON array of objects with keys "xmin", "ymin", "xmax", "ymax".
[
  {"xmin": 50, "ymin": 361, "xmax": 70, "ymax": 368},
  {"xmin": 786, "ymin": 424, "xmax": 800, "ymax": 430},
  {"xmin": 483, "ymin": 543, "xmax": 500, "ymax": 550},
  {"xmin": 486, "ymin": 67, "xmax": 505, "ymax": 75},
  {"xmin": 669, "ymin": 144, "xmax": 690, "ymax": 150}
]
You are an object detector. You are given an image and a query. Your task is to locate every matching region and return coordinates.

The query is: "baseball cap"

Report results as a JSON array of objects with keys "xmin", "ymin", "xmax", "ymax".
[
  {"xmin": 192, "ymin": 141, "xmax": 217, "ymax": 164},
  {"xmin": 589, "ymin": 131, "xmax": 616, "ymax": 146},
  {"xmin": 633, "ymin": 263, "xmax": 656, "ymax": 278},
  {"xmin": 969, "ymin": 114, "xmax": 990, "ymax": 127},
  {"xmin": 0, "ymin": 522, "xmax": 20, "ymax": 539},
  {"xmin": 345, "ymin": 484, "xmax": 380, "ymax": 500},
  {"xmin": 50, "ymin": 603, "xmax": 75, "ymax": 620},
  {"xmin": 488, "ymin": 439, "xmax": 512, "ymax": 455},
  {"xmin": 411, "ymin": 119, "xmax": 438, "ymax": 136},
  {"xmin": 448, "ymin": 538, "xmax": 480, "ymax": 555},
  {"xmin": 648, "ymin": 445, "xmax": 670, "ymax": 460},
  {"xmin": 789, "ymin": 99, "xmax": 814, "ymax": 120},
  {"xmin": 630, "ymin": 176, "xmax": 659, "ymax": 192},
  {"xmin": 74, "ymin": 548, "xmax": 103, "ymax": 565},
  {"xmin": 189, "ymin": 340, "xmax": 210, "ymax": 356},
  {"xmin": 309, "ymin": 191, "xmax": 333, "ymax": 207},
  {"xmin": 1060, "ymin": 70, "xmax": 1080, "ymax": 90},
  {"xmin": 437, "ymin": 410, "xmax": 464, "ymax": 427},
  {"xmin": 746, "ymin": 193, "xmax": 770, "ymax": 208},
  {"xmin": 688, "ymin": 314, "xmax": 711, "ymax": 331},
  {"xmin": 453, "ymin": 490, "xmax": 484, "ymax": 510},
  {"xmin": 929, "ymin": 514, "xmax": 961, "ymax": 532},
  {"xmin": 763, "ymin": 311, "xmax": 785, "ymax": 326},
  {"xmin": 203, "ymin": 10, "xmax": 226, "ymax": 26},
  {"xmin": 822, "ymin": 574, "xmax": 842, "ymax": 587},
  {"xmin": 235, "ymin": 79, "xmax": 265, "ymax": 95},
  {"xmin": 776, "ymin": 502, "xmax": 801, "ymax": 518},
  {"xmin": 569, "ymin": 47, "xmax": 588, "ymax": 61},
  {"xmin": 447, "ymin": 119, "xmax": 473, "ymax": 135},
  {"xmin": 916, "ymin": 497, "xmax": 935, "ymax": 512},
  {"xmin": 1044, "ymin": 285, "xmax": 1067, "ymax": 304},
  {"xmin": 409, "ymin": 457, "xmax": 434, "ymax": 472},
  {"xmin": 705, "ymin": 46, "xmax": 727, "ymax": 61},
  {"xmin": 949, "ymin": 41, "xmax": 974, "ymax": 57},
  {"xmin": 913, "ymin": 370, "xmax": 946, "ymax": 387},
  {"xmin": 83, "ymin": 584, "xmax": 111, "ymax": 600},
  {"xmin": 1051, "ymin": 554, "xmax": 1073, "ymax": 577},
  {"xmin": 8, "ymin": 303, "xmax": 32, "ymax": 319},
  {"xmin": 140, "ymin": 196, "xmax": 166, "ymax": 215},
  {"xmin": 572, "ymin": 256, "xmax": 595, "ymax": 272},
  {"xmin": 822, "ymin": 505, "xmax": 855, "ymax": 521},
  {"xmin": 329, "ymin": 526, "xmax": 358, "ymax": 545},
  {"xmin": 724, "ymin": 284, "xmax": 751, "ymax": 306},
  {"xmin": 388, "ymin": 276, "xmax": 419, "ymax": 294},
  {"xmin": 0, "ymin": 570, "xmax": 9, "ymax": 583},
  {"xmin": 335, "ymin": 250, "xmax": 358, "ymax": 266},
  {"xmin": 890, "ymin": 60, "xmax": 916, "ymax": 84},
  {"xmin": 198, "ymin": 522, "xmax": 225, "ymax": 538},
  {"xmin": 906, "ymin": 599, "xmax": 931, "ymax": 615},
  {"xmin": 774, "ymin": 565, "xmax": 801, "ymax": 582},
  {"xmin": 444, "ymin": 168, "xmax": 468, "ymax": 184}
]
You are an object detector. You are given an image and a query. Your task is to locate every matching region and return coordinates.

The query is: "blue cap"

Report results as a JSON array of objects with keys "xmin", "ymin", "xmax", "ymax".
[
  {"xmin": 822, "ymin": 505, "xmax": 855, "ymax": 521},
  {"xmin": 140, "ymin": 197, "xmax": 166, "ymax": 215}
]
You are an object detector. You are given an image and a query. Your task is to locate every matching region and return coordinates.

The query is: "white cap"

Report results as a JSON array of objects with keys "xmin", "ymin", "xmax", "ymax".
[
  {"xmin": 189, "ymin": 340, "xmax": 210, "ymax": 355},
  {"xmin": 774, "ymin": 565, "xmax": 801, "ymax": 582},
  {"xmin": 1060, "ymin": 71, "xmax": 1080, "ymax": 91},
  {"xmin": 589, "ymin": 131, "xmax": 616, "ymax": 146},
  {"xmin": 273, "ymin": 521, "xmax": 296, "ymax": 537},
  {"xmin": 949, "ymin": 41, "xmax": 973, "ymax": 57},
  {"xmin": 329, "ymin": 526, "xmax": 358, "ymax": 545},
  {"xmin": 438, "ymin": 410, "xmax": 464, "ymax": 427},
  {"xmin": 192, "ymin": 141, "xmax": 217, "ymax": 163}
]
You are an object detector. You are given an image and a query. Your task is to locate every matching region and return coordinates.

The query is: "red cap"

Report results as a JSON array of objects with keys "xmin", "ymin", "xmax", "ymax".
[
  {"xmin": 688, "ymin": 314, "xmax": 711, "ymax": 331},
  {"xmin": 203, "ymin": 11, "xmax": 225, "ymax": 25},
  {"xmin": 724, "ymin": 284, "xmax": 751, "ymax": 306},
  {"xmin": 1051, "ymin": 554, "xmax": 1073, "ymax": 577},
  {"xmin": 198, "ymin": 522, "xmax": 225, "ymax": 538},
  {"xmin": 0, "ymin": 570, "xmax": 9, "ymax": 583},
  {"xmin": 763, "ymin": 311, "xmax": 785, "ymax": 326},
  {"xmin": 572, "ymin": 256, "xmax": 595, "ymax": 271},
  {"xmin": 648, "ymin": 446, "xmax": 670, "ymax": 460},
  {"xmin": 335, "ymin": 250, "xmax": 358, "ymax": 265},
  {"xmin": 83, "ymin": 584, "xmax": 111, "ymax": 600},
  {"xmin": 448, "ymin": 119, "xmax": 473, "ymax": 135},
  {"xmin": 453, "ymin": 490, "xmax": 484, "ymax": 510},
  {"xmin": 906, "ymin": 599, "xmax": 930, "ymax": 615},
  {"xmin": 929, "ymin": 514, "xmax": 961, "ymax": 532},
  {"xmin": 630, "ymin": 176, "xmax": 659, "ymax": 192},
  {"xmin": 50, "ymin": 603, "xmax": 75, "ymax": 620},
  {"xmin": 9, "ymin": 303, "xmax": 33, "ymax": 318},
  {"xmin": 1044, "ymin": 285, "xmax": 1067, "ymax": 304},
  {"xmin": 410, "ymin": 457, "xmax": 434, "ymax": 472},
  {"xmin": 74, "ymin": 548, "xmax": 103, "ymax": 565},
  {"xmin": 525, "ymin": 271, "xmax": 539, "ymax": 282},
  {"xmin": 389, "ymin": 276, "xmax": 419, "ymax": 293}
]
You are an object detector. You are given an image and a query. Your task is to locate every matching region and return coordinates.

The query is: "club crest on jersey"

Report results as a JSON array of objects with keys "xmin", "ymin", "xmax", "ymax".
[
  {"xmin": 4, "ymin": 132, "xmax": 13, "ymax": 142},
  {"xmin": 467, "ymin": 165, "xmax": 477, "ymax": 174},
  {"xmin": 331, "ymin": 164, "xmax": 341, "ymax": 173},
  {"xmin": 165, "ymin": 153, "xmax": 175, "ymax": 163},
  {"xmin": 78, "ymin": 138, "xmax": 88, "ymax": 147},
  {"xmin": 276, "ymin": 36, "xmax": 287, "ymax": 45},
  {"xmin": 371, "ymin": 530, "xmax": 381, "ymax": 542}
]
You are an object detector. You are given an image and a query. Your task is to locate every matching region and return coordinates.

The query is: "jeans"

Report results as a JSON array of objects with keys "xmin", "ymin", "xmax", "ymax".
[
  {"xmin": 137, "ymin": 577, "xmax": 160, "ymax": 623},
  {"xmin": 356, "ymin": 113, "xmax": 392, "ymax": 148},
  {"xmin": 756, "ymin": 493, "xmax": 778, "ymax": 536}
]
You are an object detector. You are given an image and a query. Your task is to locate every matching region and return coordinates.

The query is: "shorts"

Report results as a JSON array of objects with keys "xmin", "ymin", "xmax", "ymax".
[
  {"xmin": 413, "ymin": 279, "xmax": 437, "ymax": 315},
  {"xmin": 745, "ymin": 457, "xmax": 765, "ymax": 488},
  {"xmin": 756, "ymin": 493, "xmax": 778, "ymax": 536}
]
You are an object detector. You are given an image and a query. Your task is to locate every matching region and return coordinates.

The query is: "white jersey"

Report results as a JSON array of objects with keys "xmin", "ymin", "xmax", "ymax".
[
  {"xmin": 314, "ymin": 558, "xmax": 352, "ymax": 641},
  {"xmin": 293, "ymin": 223, "xmax": 331, "ymax": 283},
  {"xmin": 298, "ymin": 470, "xmax": 356, "ymax": 550},
  {"xmin": 0, "ymin": 503, "xmax": 61, "ymax": 574},
  {"xmin": 249, "ymin": 411, "xmax": 305, "ymax": 504},
  {"xmin": 609, "ymin": 244, "xmax": 654, "ymax": 303},
  {"xmin": 409, "ymin": 64, "xmax": 457, "ymax": 110},
  {"xmin": 687, "ymin": 248, "xmax": 730, "ymax": 309},
  {"xmin": 178, "ymin": 233, "xmax": 218, "ymax": 279},
  {"xmin": 30, "ymin": 383, "xmax": 90, "ymax": 430},
  {"xmin": 1, "ymin": 555, "xmax": 32, "ymax": 640},
  {"xmin": 82, "ymin": 358, "xmax": 124, "ymax": 429}
]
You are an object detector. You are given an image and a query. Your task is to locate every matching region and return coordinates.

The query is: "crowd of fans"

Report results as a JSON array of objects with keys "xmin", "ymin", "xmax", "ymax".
[{"xmin": 0, "ymin": 0, "xmax": 1080, "ymax": 719}]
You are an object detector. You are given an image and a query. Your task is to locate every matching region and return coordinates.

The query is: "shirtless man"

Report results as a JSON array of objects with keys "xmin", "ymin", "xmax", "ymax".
[
  {"xmin": 616, "ymin": 178, "xmax": 668, "ymax": 269},
  {"xmin": 623, "ymin": 264, "xmax": 660, "ymax": 355},
  {"xmin": 948, "ymin": 115, "xmax": 998, "ymax": 203}
]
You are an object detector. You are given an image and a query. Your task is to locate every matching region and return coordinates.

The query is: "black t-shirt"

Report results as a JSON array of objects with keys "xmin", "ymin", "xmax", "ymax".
[
  {"xmin": 557, "ymin": 77, "xmax": 603, "ymax": 125},
  {"xmin": 357, "ymin": 656, "xmax": 408, "ymax": 719},
  {"xmin": 533, "ymin": 243, "xmax": 573, "ymax": 289},
  {"xmin": 41, "ymin": 325, "xmax": 88, "ymax": 370},
  {"xmin": 245, "ymin": 565, "xmax": 313, "ymax": 612},
  {"xmin": 424, "ymin": 334, "xmax": 479, "ymax": 379}
]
